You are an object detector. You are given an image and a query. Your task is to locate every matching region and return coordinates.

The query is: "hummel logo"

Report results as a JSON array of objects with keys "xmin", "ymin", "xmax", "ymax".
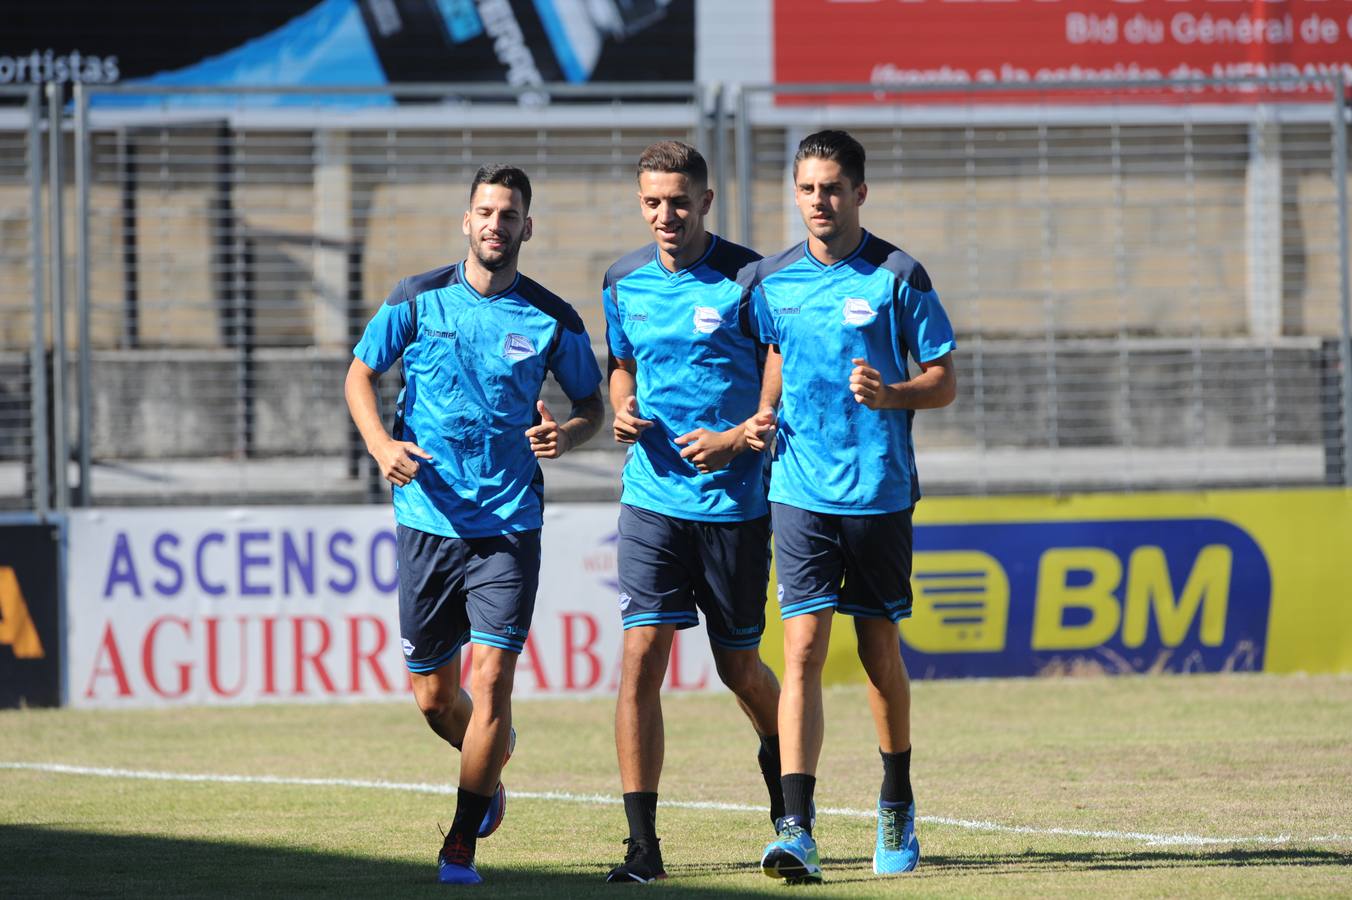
[
  {"xmin": 778, "ymin": 306, "xmax": 801, "ymax": 315},
  {"xmin": 425, "ymin": 328, "xmax": 457, "ymax": 339}
]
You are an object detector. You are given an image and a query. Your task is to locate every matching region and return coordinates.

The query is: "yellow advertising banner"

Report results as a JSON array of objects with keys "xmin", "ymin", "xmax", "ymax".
[{"xmin": 759, "ymin": 489, "xmax": 1352, "ymax": 682}]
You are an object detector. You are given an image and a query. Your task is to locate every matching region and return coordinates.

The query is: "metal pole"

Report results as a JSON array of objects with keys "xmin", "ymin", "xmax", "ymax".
[
  {"xmin": 694, "ymin": 85, "xmax": 710, "ymax": 175},
  {"xmin": 74, "ymin": 83, "xmax": 92, "ymax": 505},
  {"xmin": 27, "ymin": 86, "xmax": 49, "ymax": 519},
  {"xmin": 118, "ymin": 127, "xmax": 139, "ymax": 349},
  {"xmin": 45, "ymin": 83, "xmax": 69, "ymax": 512},
  {"xmin": 735, "ymin": 85, "xmax": 753, "ymax": 247},
  {"xmin": 1333, "ymin": 80, "xmax": 1352, "ymax": 485},
  {"xmin": 711, "ymin": 83, "xmax": 727, "ymax": 236}
]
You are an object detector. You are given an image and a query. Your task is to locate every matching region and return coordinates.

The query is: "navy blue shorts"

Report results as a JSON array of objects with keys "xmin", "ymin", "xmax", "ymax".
[
  {"xmin": 616, "ymin": 504, "xmax": 772, "ymax": 650},
  {"xmin": 770, "ymin": 502, "xmax": 914, "ymax": 622},
  {"xmin": 396, "ymin": 524, "xmax": 540, "ymax": 673}
]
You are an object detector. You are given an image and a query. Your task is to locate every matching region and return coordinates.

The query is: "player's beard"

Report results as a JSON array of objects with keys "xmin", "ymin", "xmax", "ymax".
[{"xmin": 470, "ymin": 230, "xmax": 523, "ymax": 272}]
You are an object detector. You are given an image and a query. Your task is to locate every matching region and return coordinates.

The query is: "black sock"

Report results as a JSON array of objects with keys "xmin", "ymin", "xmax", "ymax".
[
  {"xmin": 880, "ymin": 747, "xmax": 912, "ymax": 806},
  {"xmin": 622, "ymin": 791, "xmax": 659, "ymax": 847},
  {"xmin": 781, "ymin": 773, "xmax": 816, "ymax": 833},
  {"xmin": 448, "ymin": 787, "xmax": 492, "ymax": 851},
  {"xmin": 758, "ymin": 734, "xmax": 784, "ymax": 822}
]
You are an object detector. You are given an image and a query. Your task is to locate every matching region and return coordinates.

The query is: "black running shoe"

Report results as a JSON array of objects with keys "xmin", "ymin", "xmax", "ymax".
[{"xmin": 604, "ymin": 837, "xmax": 667, "ymax": 883}]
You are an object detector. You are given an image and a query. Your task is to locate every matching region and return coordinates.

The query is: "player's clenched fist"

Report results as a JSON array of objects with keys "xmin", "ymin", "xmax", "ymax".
[
  {"xmin": 612, "ymin": 395, "xmax": 654, "ymax": 445},
  {"xmin": 744, "ymin": 409, "xmax": 777, "ymax": 452},
  {"xmin": 849, "ymin": 358, "xmax": 891, "ymax": 410},
  {"xmin": 373, "ymin": 438, "xmax": 433, "ymax": 487},
  {"xmin": 526, "ymin": 400, "xmax": 572, "ymax": 459}
]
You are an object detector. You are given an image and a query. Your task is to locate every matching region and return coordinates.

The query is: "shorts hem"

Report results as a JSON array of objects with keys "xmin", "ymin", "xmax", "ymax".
[
  {"xmin": 469, "ymin": 629, "xmax": 526, "ymax": 654},
  {"xmin": 708, "ymin": 633, "xmax": 763, "ymax": 650},
  {"xmin": 621, "ymin": 612, "xmax": 701, "ymax": 630},
  {"xmin": 837, "ymin": 601, "xmax": 914, "ymax": 623},
  {"xmin": 780, "ymin": 595, "xmax": 838, "ymax": 619},
  {"xmin": 405, "ymin": 634, "xmax": 471, "ymax": 674}
]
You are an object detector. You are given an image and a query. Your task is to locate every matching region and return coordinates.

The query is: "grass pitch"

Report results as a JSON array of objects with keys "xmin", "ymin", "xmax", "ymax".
[{"xmin": 3, "ymin": 673, "xmax": 1351, "ymax": 897}]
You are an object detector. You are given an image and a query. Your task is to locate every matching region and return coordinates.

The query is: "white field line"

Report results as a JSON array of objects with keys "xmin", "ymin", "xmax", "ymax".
[{"xmin": 4, "ymin": 761, "xmax": 1350, "ymax": 849}]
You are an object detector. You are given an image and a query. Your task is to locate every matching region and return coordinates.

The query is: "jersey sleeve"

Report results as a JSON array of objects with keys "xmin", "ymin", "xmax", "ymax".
[
  {"xmin": 750, "ymin": 283, "xmax": 779, "ymax": 346},
  {"xmin": 896, "ymin": 268, "xmax": 956, "ymax": 364},
  {"xmin": 603, "ymin": 281, "xmax": 633, "ymax": 361},
  {"xmin": 353, "ymin": 279, "xmax": 416, "ymax": 373},
  {"xmin": 548, "ymin": 320, "xmax": 604, "ymax": 402}
]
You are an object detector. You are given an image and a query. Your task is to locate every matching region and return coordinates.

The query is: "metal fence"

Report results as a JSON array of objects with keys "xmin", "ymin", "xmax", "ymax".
[
  {"xmin": 0, "ymin": 78, "xmax": 1348, "ymax": 510},
  {"xmin": 0, "ymin": 86, "xmax": 45, "ymax": 514}
]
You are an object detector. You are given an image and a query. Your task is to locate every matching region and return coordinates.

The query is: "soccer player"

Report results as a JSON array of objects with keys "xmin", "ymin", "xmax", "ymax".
[
  {"xmin": 344, "ymin": 164, "xmax": 604, "ymax": 885},
  {"xmin": 601, "ymin": 141, "xmax": 784, "ymax": 883},
  {"xmin": 746, "ymin": 130, "xmax": 957, "ymax": 883}
]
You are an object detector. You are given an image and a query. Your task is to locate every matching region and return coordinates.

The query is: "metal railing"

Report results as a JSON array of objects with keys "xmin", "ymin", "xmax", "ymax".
[{"xmin": 0, "ymin": 78, "xmax": 1347, "ymax": 509}]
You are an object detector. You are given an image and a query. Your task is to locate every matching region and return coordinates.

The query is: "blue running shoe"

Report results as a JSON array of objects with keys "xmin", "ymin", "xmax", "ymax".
[
  {"xmin": 477, "ymin": 725, "xmax": 517, "ymax": 839},
  {"xmin": 761, "ymin": 823, "xmax": 822, "ymax": 884},
  {"xmin": 437, "ymin": 831, "xmax": 482, "ymax": 885},
  {"xmin": 873, "ymin": 800, "xmax": 919, "ymax": 874}
]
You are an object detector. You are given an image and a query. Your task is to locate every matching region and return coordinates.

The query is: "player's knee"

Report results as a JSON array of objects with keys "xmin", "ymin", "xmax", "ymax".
[
  {"xmin": 857, "ymin": 640, "xmax": 906, "ymax": 687},
  {"xmin": 783, "ymin": 636, "xmax": 829, "ymax": 674},
  {"xmin": 471, "ymin": 655, "xmax": 515, "ymax": 704},
  {"xmin": 619, "ymin": 649, "xmax": 668, "ymax": 697},
  {"xmin": 713, "ymin": 649, "xmax": 761, "ymax": 692},
  {"xmin": 416, "ymin": 692, "xmax": 454, "ymax": 726}
]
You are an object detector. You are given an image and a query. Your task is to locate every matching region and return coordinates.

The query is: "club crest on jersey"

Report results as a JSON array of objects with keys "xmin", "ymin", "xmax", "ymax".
[
  {"xmin": 842, "ymin": 297, "xmax": 877, "ymax": 327},
  {"xmin": 693, "ymin": 306, "xmax": 723, "ymax": 334},
  {"xmin": 502, "ymin": 333, "xmax": 536, "ymax": 360}
]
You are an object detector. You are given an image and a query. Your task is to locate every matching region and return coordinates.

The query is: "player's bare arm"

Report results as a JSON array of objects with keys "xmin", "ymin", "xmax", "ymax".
[
  {"xmin": 344, "ymin": 356, "xmax": 433, "ymax": 486},
  {"xmin": 848, "ymin": 352, "xmax": 957, "ymax": 411},
  {"xmin": 526, "ymin": 391, "xmax": 604, "ymax": 459},
  {"xmin": 744, "ymin": 345, "xmax": 783, "ymax": 452},
  {"xmin": 608, "ymin": 355, "xmax": 654, "ymax": 444}
]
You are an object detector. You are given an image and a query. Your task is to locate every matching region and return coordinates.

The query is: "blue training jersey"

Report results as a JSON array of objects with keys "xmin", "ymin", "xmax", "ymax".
[
  {"xmin": 603, "ymin": 234, "xmax": 768, "ymax": 522},
  {"xmin": 354, "ymin": 262, "xmax": 602, "ymax": 538},
  {"xmin": 751, "ymin": 231, "xmax": 956, "ymax": 515}
]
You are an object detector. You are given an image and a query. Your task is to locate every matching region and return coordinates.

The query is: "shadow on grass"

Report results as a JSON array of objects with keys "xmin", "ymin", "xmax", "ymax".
[
  {"xmin": 0, "ymin": 825, "xmax": 777, "ymax": 898},
  {"xmin": 820, "ymin": 847, "xmax": 1352, "ymax": 883}
]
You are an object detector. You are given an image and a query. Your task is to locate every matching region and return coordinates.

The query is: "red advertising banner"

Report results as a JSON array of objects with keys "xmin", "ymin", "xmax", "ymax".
[{"xmin": 774, "ymin": 0, "xmax": 1352, "ymax": 103}]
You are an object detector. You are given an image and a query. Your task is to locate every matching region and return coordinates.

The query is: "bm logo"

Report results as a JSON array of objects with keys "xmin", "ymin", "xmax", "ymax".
[
  {"xmin": 0, "ymin": 566, "xmax": 45, "ymax": 659},
  {"xmin": 900, "ymin": 519, "xmax": 1271, "ymax": 677}
]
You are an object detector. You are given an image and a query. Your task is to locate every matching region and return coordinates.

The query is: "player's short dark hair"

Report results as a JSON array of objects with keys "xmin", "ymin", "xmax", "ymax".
[
  {"xmin": 470, "ymin": 164, "xmax": 532, "ymax": 212},
  {"xmin": 793, "ymin": 130, "xmax": 866, "ymax": 188},
  {"xmin": 636, "ymin": 141, "xmax": 708, "ymax": 189}
]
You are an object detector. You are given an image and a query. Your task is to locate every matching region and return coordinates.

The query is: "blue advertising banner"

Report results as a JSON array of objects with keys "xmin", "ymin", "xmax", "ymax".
[{"xmin": 2, "ymin": 1, "xmax": 694, "ymax": 106}]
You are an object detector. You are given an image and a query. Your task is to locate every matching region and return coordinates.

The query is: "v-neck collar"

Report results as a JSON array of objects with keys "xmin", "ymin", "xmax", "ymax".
[
  {"xmin": 655, "ymin": 233, "xmax": 719, "ymax": 280},
  {"xmin": 458, "ymin": 261, "xmax": 520, "ymax": 301},
  {"xmin": 803, "ymin": 230, "xmax": 869, "ymax": 271}
]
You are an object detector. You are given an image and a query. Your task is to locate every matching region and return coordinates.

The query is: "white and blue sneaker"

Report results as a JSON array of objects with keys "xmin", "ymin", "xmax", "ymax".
[
  {"xmin": 476, "ymin": 725, "xmax": 516, "ymax": 839},
  {"xmin": 873, "ymin": 799, "xmax": 919, "ymax": 874},
  {"xmin": 761, "ymin": 821, "xmax": 823, "ymax": 884}
]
